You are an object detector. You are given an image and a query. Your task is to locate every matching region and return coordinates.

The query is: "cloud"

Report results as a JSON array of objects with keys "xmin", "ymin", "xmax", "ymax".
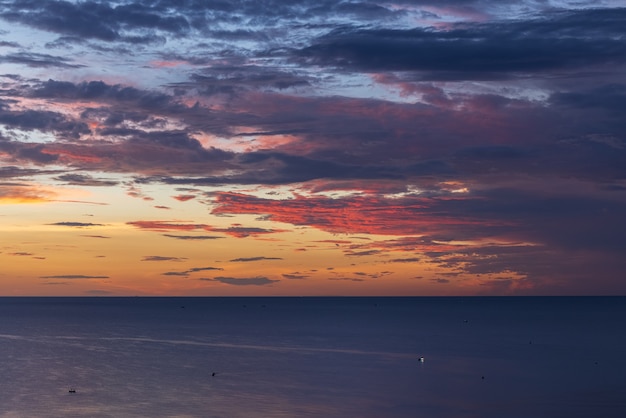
[
  {"xmin": 229, "ymin": 256, "xmax": 283, "ymax": 262},
  {"xmin": 211, "ymin": 192, "xmax": 484, "ymax": 236},
  {"xmin": 0, "ymin": 1, "xmax": 190, "ymax": 43},
  {"xmin": 55, "ymin": 173, "xmax": 119, "ymax": 186},
  {"xmin": 0, "ymin": 183, "xmax": 57, "ymax": 203},
  {"xmin": 0, "ymin": 107, "xmax": 90, "ymax": 139},
  {"xmin": 48, "ymin": 222, "xmax": 105, "ymax": 227},
  {"xmin": 178, "ymin": 64, "xmax": 312, "ymax": 97},
  {"xmin": 295, "ymin": 8, "xmax": 626, "ymax": 78},
  {"xmin": 127, "ymin": 220, "xmax": 208, "ymax": 231},
  {"xmin": 162, "ymin": 266, "xmax": 224, "ymax": 277},
  {"xmin": 0, "ymin": 52, "xmax": 84, "ymax": 68},
  {"xmin": 141, "ymin": 256, "xmax": 187, "ymax": 262},
  {"xmin": 187, "ymin": 266, "xmax": 223, "ymax": 273},
  {"xmin": 328, "ymin": 277, "xmax": 365, "ymax": 282},
  {"xmin": 203, "ymin": 276, "xmax": 279, "ymax": 286},
  {"xmin": 172, "ymin": 194, "xmax": 195, "ymax": 201},
  {"xmin": 162, "ymin": 234, "xmax": 224, "ymax": 240},
  {"xmin": 162, "ymin": 271, "xmax": 190, "ymax": 277},
  {"xmin": 209, "ymin": 226, "xmax": 287, "ymax": 238},
  {"xmin": 282, "ymin": 273, "xmax": 309, "ymax": 280},
  {"xmin": 127, "ymin": 220, "xmax": 285, "ymax": 238},
  {"xmin": 388, "ymin": 257, "xmax": 421, "ymax": 263},
  {"xmin": 0, "ymin": 166, "xmax": 58, "ymax": 179},
  {"xmin": 345, "ymin": 250, "xmax": 381, "ymax": 257},
  {"xmin": 40, "ymin": 275, "xmax": 109, "ymax": 279}
]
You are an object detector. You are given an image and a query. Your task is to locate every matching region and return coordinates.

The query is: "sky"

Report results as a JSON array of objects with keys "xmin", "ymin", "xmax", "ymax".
[{"xmin": 1, "ymin": 0, "xmax": 625, "ymax": 296}]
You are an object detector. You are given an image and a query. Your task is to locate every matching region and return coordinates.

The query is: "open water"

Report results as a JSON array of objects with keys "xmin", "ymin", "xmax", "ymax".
[{"xmin": 0, "ymin": 297, "xmax": 625, "ymax": 417}]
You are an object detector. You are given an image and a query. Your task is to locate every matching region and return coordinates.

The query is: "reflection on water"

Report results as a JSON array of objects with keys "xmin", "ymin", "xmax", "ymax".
[{"xmin": 0, "ymin": 297, "xmax": 625, "ymax": 417}]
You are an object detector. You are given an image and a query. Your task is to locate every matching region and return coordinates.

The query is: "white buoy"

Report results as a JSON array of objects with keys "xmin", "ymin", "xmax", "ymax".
[{"xmin": 418, "ymin": 356, "xmax": 425, "ymax": 363}]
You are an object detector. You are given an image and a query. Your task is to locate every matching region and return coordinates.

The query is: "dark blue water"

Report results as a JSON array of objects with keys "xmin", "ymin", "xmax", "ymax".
[{"xmin": 0, "ymin": 297, "xmax": 625, "ymax": 417}]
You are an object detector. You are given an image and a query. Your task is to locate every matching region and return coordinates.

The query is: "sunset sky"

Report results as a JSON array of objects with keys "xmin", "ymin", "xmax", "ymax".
[{"xmin": 1, "ymin": 0, "xmax": 625, "ymax": 296}]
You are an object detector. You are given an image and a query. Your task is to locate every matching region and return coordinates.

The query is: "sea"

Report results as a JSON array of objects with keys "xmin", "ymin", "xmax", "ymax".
[{"xmin": 0, "ymin": 297, "xmax": 625, "ymax": 418}]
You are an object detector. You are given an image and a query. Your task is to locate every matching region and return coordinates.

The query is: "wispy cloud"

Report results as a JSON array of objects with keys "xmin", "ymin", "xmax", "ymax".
[
  {"xmin": 0, "ymin": 52, "xmax": 84, "ymax": 68},
  {"xmin": 48, "ymin": 222, "xmax": 105, "ymax": 227},
  {"xmin": 162, "ymin": 234, "xmax": 223, "ymax": 240},
  {"xmin": 282, "ymin": 273, "xmax": 309, "ymax": 280},
  {"xmin": 201, "ymin": 276, "xmax": 279, "ymax": 286},
  {"xmin": 162, "ymin": 266, "xmax": 224, "ymax": 277},
  {"xmin": 55, "ymin": 173, "xmax": 119, "ymax": 187},
  {"xmin": 40, "ymin": 275, "xmax": 109, "ymax": 279},
  {"xmin": 229, "ymin": 256, "xmax": 283, "ymax": 262},
  {"xmin": 141, "ymin": 256, "xmax": 187, "ymax": 262}
]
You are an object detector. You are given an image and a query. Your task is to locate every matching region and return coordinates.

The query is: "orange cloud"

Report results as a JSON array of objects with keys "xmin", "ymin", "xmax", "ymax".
[
  {"xmin": 212, "ymin": 191, "xmax": 484, "ymax": 236},
  {"xmin": 0, "ymin": 184, "xmax": 57, "ymax": 203}
]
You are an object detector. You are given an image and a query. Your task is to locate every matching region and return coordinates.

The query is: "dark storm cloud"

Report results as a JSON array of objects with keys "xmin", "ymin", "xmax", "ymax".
[{"xmin": 296, "ymin": 8, "xmax": 626, "ymax": 78}]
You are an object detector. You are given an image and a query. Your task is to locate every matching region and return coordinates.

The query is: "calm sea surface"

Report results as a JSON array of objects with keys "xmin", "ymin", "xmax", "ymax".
[{"xmin": 0, "ymin": 297, "xmax": 625, "ymax": 417}]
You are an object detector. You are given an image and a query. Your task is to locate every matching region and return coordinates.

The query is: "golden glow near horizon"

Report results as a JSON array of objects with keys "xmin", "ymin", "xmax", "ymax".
[{"xmin": 0, "ymin": 175, "xmax": 531, "ymax": 296}]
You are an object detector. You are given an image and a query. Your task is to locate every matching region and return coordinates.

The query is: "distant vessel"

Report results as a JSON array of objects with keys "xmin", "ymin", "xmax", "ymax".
[{"xmin": 68, "ymin": 388, "xmax": 76, "ymax": 393}]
